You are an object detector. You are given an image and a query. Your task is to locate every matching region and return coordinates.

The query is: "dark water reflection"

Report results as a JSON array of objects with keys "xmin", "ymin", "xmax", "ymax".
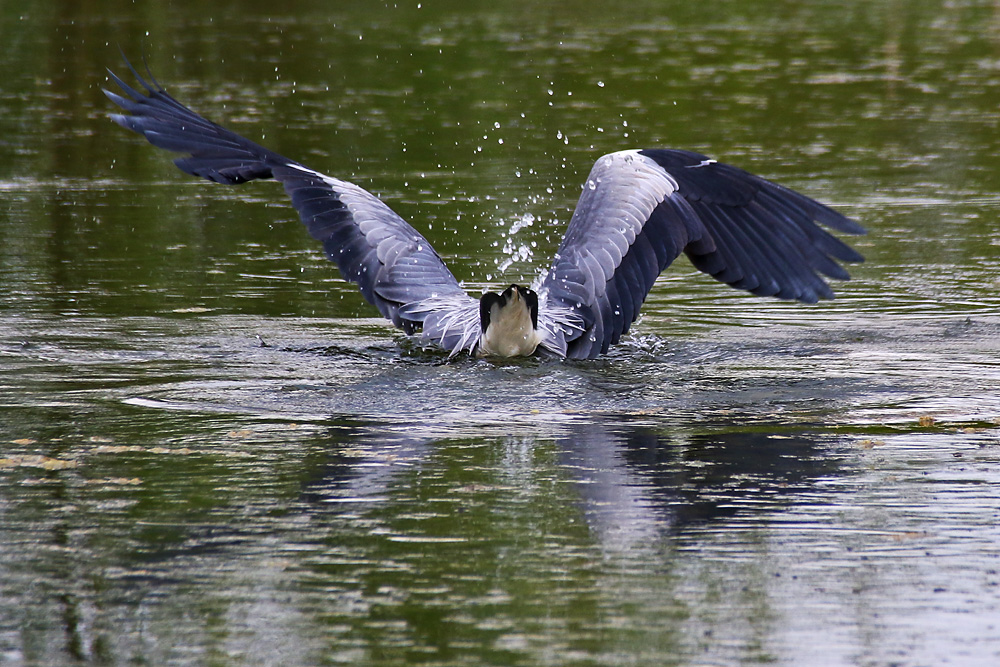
[
  {"xmin": 560, "ymin": 426, "xmax": 843, "ymax": 537},
  {"xmin": 3, "ymin": 0, "xmax": 1000, "ymax": 664}
]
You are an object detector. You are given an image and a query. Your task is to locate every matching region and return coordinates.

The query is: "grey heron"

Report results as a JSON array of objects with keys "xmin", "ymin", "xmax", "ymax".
[{"xmin": 104, "ymin": 60, "xmax": 865, "ymax": 359}]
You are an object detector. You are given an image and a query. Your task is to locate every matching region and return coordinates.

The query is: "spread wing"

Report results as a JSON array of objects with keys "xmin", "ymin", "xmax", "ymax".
[
  {"xmin": 536, "ymin": 149, "xmax": 865, "ymax": 359},
  {"xmin": 104, "ymin": 59, "xmax": 479, "ymax": 353}
]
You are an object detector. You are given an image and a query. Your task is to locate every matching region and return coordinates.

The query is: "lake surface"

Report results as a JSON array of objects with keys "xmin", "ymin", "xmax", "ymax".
[{"xmin": 2, "ymin": 1, "xmax": 999, "ymax": 665}]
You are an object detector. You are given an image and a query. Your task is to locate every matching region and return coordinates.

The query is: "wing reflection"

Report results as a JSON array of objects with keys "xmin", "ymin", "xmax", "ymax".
[
  {"xmin": 301, "ymin": 419, "xmax": 844, "ymax": 553},
  {"xmin": 557, "ymin": 420, "xmax": 844, "ymax": 549}
]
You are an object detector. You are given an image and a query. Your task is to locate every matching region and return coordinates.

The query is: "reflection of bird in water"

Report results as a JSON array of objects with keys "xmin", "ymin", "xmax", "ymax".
[{"xmin": 106, "ymin": 58, "xmax": 865, "ymax": 359}]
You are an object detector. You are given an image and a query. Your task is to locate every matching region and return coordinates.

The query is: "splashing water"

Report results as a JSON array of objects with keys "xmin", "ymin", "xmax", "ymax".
[{"xmin": 495, "ymin": 213, "xmax": 536, "ymax": 276}]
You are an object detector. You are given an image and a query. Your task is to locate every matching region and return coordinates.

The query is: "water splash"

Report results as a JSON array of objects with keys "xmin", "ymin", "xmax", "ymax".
[{"xmin": 495, "ymin": 213, "xmax": 536, "ymax": 276}]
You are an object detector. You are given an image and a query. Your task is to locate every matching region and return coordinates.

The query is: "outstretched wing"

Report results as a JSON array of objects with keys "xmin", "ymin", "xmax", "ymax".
[
  {"xmin": 104, "ymin": 58, "xmax": 478, "ymax": 353},
  {"xmin": 536, "ymin": 149, "xmax": 865, "ymax": 359}
]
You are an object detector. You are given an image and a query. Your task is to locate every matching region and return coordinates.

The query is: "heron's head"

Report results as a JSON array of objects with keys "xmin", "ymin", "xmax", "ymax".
[
  {"xmin": 477, "ymin": 285, "xmax": 540, "ymax": 356},
  {"xmin": 480, "ymin": 285, "xmax": 538, "ymax": 331}
]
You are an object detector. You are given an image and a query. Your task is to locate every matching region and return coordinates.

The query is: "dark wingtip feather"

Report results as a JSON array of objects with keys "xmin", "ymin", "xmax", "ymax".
[
  {"xmin": 105, "ymin": 68, "xmax": 145, "ymax": 103},
  {"xmin": 139, "ymin": 53, "xmax": 166, "ymax": 92},
  {"xmin": 108, "ymin": 113, "xmax": 139, "ymax": 132},
  {"xmin": 120, "ymin": 51, "xmax": 158, "ymax": 95},
  {"xmin": 102, "ymin": 88, "xmax": 126, "ymax": 107},
  {"xmin": 814, "ymin": 206, "xmax": 867, "ymax": 236}
]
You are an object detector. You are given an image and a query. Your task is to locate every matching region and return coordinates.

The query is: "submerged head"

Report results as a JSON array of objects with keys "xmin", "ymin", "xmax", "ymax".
[{"xmin": 478, "ymin": 284, "xmax": 541, "ymax": 357}]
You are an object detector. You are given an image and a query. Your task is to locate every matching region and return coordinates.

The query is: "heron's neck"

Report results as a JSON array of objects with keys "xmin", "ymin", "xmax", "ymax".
[{"xmin": 479, "ymin": 299, "xmax": 541, "ymax": 357}]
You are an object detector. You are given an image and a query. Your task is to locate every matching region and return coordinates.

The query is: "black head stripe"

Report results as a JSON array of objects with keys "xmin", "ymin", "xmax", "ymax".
[
  {"xmin": 479, "ymin": 292, "xmax": 503, "ymax": 332},
  {"xmin": 521, "ymin": 287, "xmax": 539, "ymax": 329}
]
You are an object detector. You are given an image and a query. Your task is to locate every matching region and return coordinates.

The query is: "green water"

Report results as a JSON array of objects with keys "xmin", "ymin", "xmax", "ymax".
[{"xmin": 2, "ymin": 1, "xmax": 999, "ymax": 665}]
